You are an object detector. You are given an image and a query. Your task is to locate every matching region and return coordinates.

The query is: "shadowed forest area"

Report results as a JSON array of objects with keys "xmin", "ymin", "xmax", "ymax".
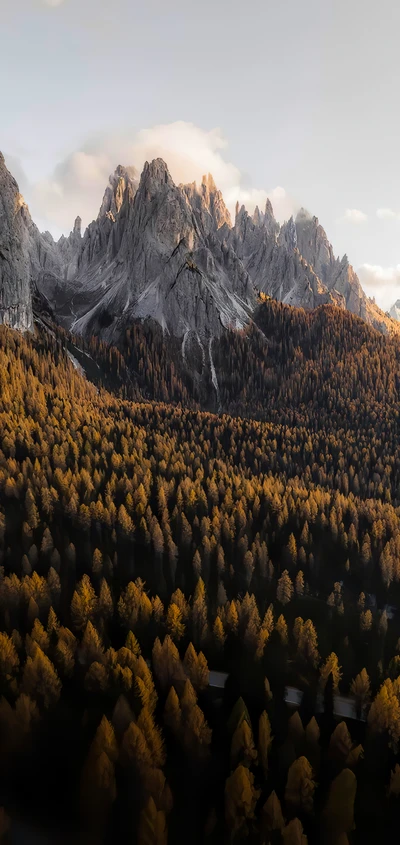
[{"xmin": 1, "ymin": 302, "xmax": 400, "ymax": 842}]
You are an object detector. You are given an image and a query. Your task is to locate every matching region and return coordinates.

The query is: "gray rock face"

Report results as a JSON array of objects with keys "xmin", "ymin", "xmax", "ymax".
[{"xmin": 0, "ymin": 153, "xmax": 34, "ymax": 330}]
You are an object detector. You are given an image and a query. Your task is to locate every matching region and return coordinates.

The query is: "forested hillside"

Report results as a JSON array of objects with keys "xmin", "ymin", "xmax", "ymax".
[{"xmin": 0, "ymin": 317, "xmax": 400, "ymax": 842}]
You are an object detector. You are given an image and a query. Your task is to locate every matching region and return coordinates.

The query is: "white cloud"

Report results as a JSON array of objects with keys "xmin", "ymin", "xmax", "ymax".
[
  {"xmin": 338, "ymin": 208, "xmax": 368, "ymax": 224},
  {"xmin": 358, "ymin": 263, "xmax": 400, "ymax": 311},
  {"xmin": 377, "ymin": 208, "xmax": 400, "ymax": 221},
  {"xmin": 18, "ymin": 122, "xmax": 297, "ymax": 235},
  {"xmin": 42, "ymin": 0, "xmax": 65, "ymax": 6}
]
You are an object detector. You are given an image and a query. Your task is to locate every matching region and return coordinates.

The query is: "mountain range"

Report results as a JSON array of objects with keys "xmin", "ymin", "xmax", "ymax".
[{"xmin": 1, "ymin": 150, "xmax": 399, "ymax": 352}]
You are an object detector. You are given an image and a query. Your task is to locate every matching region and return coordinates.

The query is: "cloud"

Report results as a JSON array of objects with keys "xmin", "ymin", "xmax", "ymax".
[
  {"xmin": 338, "ymin": 208, "xmax": 368, "ymax": 224},
  {"xmin": 42, "ymin": 0, "xmax": 65, "ymax": 6},
  {"xmin": 358, "ymin": 263, "xmax": 400, "ymax": 311},
  {"xmin": 376, "ymin": 208, "xmax": 400, "ymax": 221},
  {"xmin": 19, "ymin": 122, "xmax": 297, "ymax": 235}
]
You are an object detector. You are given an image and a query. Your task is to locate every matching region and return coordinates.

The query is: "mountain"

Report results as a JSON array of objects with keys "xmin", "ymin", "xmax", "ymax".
[{"xmin": 1, "ymin": 150, "xmax": 399, "ymax": 345}]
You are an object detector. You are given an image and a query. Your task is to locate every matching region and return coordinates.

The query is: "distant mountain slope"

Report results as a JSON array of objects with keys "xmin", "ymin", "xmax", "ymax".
[{"xmin": 390, "ymin": 299, "xmax": 400, "ymax": 321}]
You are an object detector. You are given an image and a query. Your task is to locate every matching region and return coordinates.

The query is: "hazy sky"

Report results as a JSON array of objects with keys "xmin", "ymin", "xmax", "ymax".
[{"xmin": 2, "ymin": 0, "xmax": 400, "ymax": 309}]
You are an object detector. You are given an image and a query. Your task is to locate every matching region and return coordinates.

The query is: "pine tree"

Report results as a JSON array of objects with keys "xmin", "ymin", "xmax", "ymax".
[
  {"xmin": 85, "ymin": 661, "xmax": 109, "ymax": 692},
  {"xmin": 0, "ymin": 631, "xmax": 19, "ymax": 682},
  {"xmin": 135, "ymin": 657, "xmax": 158, "ymax": 714},
  {"xmin": 225, "ymin": 765, "xmax": 259, "ymax": 836},
  {"xmin": 98, "ymin": 578, "xmax": 113, "ymax": 621},
  {"xmin": 121, "ymin": 721, "xmax": 152, "ymax": 770},
  {"xmin": 320, "ymin": 652, "xmax": 342, "ymax": 691},
  {"xmin": 91, "ymin": 715, "xmax": 118, "ymax": 762},
  {"xmin": 275, "ymin": 614, "xmax": 289, "ymax": 645},
  {"xmin": 164, "ymin": 686, "xmax": 181, "ymax": 735},
  {"xmin": 47, "ymin": 606, "xmax": 60, "ymax": 637},
  {"xmin": 183, "ymin": 703, "xmax": 212, "ymax": 759},
  {"xmin": 288, "ymin": 711, "xmax": 305, "ymax": 755},
  {"xmin": 231, "ymin": 717, "xmax": 257, "ymax": 769},
  {"xmin": 298, "ymin": 619, "xmax": 319, "ymax": 668},
  {"xmin": 261, "ymin": 790, "xmax": 284, "ymax": 836},
  {"xmin": 22, "ymin": 646, "xmax": 61, "ymax": 708},
  {"xmin": 180, "ymin": 678, "xmax": 197, "ymax": 712},
  {"xmin": 368, "ymin": 678, "xmax": 400, "ymax": 747},
  {"xmin": 258, "ymin": 710, "xmax": 273, "ymax": 777},
  {"xmin": 295, "ymin": 570, "xmax": 305, "ymax": 597},
  {"xmin": 388, "ymin": 763, "xmax": 400, "ymax": 797},
  {"xmin": 329, "ymin": 721, "xmax": 352, "ymax": 761},
  {"xmin": 183, "ymin": 642, "xmax": 198, "ymax": 684},
  {"xmin": 195, "ymin": 651, "xmax": 209, "ymax": 690},
  {"xmin": 226, "ymin": 600, "xmax": 239, "ymax": 634},
  {"xmin": 70, "ymin": 574, "xmax": 97, "ymax": 632},
  {"xmin": 166, "ymin": 602, "xmax": 185, "ymax": 641},
  {"xmin": 138, "ymin": 707, "xmax": 166, "ymax": 768},
  {"xmin": 282, "ymin": 818, "xmax": 308, "ymax": 844},
  {"xmin": 213, "ymin": 615, "xmax": 226, "ymax": 652},
  {"xmin": 80, "ymin": 620, "xmax": 104, "ymax": 666},
  {"xmin": 80, "ymin": 750, "xmax": 116, "ymax": 838},
  {"xmin": 285, "ymin": 756, "xmax": 315, "ymax": 815},
  {"xmin": 322, "ymin": 769, "xmax": 356, "ymax": 838},
  {"xmin": 112, "ymin": 694, "xmax": 134, "ymax": 740},
  {"xmin": 138, "ymin": 797, "xmax": 168, "ymax": 845},
  {"xmin": 276, "ymin": 570, "xmax": 294, "ymax": 605},
  {"xmin": 28, "ymin": 619, "xmax": 50, "ymax": 655},
  {"xmin": 350, "ymin": 668, "xmax": 371, "ymax": 716}
]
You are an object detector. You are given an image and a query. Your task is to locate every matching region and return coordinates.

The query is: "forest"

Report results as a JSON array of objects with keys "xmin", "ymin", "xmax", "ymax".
[{"xmin": 1, "ymin": 302, "xmax": 400, "ymax": 842}]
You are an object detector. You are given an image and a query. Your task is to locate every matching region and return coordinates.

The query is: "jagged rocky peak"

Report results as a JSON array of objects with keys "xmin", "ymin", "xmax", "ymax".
[
  {"xmin": 247, "ymin": 198, "xmax": 279, "ymax": 239},
  {"xmin": 73, "ymin": 216, "xmax": 82, "ymax": 237},
  {"xmin": 182, "ymin": 171, "xmax": 231, "ymax": 233},
  {"xmin": 279, "ymin": 216, "xmax": 297, "ymax": 250},
  {"xmin": 252, "ymin": 206, "xmax": 263, "ymax": 227},
  {"xmin": 99, "ymin": 164, "xmax": 139, "ymax": 220},
  {"xmin": 140, "ymin": 158, "xmax": 173, "ymax": 192},
  {"xmin": 295, "ymin": 207, "xmax": 335, "ymax": 284},
  {"xmin": 265, "ymin": 198, "xmax": 274, "ymax": 217}
]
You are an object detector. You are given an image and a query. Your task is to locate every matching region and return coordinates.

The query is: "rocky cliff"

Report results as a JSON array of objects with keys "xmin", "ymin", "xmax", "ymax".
[{"xmin": 0, "ymin": 153, "xmax": 35, "ymax": 331}]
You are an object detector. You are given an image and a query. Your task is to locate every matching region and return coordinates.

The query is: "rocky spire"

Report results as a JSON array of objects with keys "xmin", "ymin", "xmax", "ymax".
[
  {"xmin": 279, "ymin": 216, "xmax": 297, "ymax": 251},
  {"xmin": 252, "ymin": 206, "xmax": 263, "ymax": 227},
  {"xmin": 265, "ymin": 198, "xmax": 274, "ymax": 218},
  {"xmin": 99, "ymin": 164, "xmax": 138, "ymax": 220},
  {"xmin": 295, "ymin": 208, "xmax": 335, "ymax": 284}
]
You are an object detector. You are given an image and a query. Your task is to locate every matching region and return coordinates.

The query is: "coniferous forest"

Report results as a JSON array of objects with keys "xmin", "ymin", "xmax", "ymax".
[{"xmin": 2, "ymin": 301, "xmax": 400, "ymax": 843}]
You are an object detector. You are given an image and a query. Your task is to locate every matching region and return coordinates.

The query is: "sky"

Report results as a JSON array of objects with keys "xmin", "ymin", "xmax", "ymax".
[{"xmin": 2, "ymin": 0, "xmax": 400, "ymax": 310}]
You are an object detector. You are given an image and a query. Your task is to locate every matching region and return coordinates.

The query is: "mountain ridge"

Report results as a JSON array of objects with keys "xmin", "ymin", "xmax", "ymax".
[{"xmin": 1, "ymin": 150, "xmax": 399, "ymax": 346}]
